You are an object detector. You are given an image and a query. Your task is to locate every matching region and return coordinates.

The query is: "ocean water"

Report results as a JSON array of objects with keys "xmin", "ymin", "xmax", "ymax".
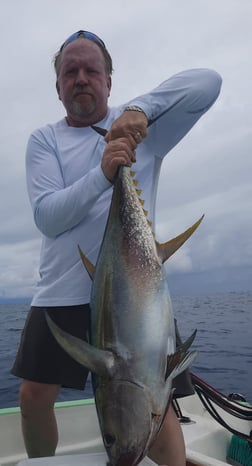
[{"xmin": 0, "ymin": 291, "xmax": 251, "ymax": 409}]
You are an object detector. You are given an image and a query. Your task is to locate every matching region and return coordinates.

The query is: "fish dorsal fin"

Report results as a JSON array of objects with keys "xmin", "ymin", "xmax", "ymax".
[
  {"xmin": 78, "ymin": 245, "xmax": 95, "ymax": 280},
  {"xmin": 157, "ymin": 215, "xmax": 204, "ymax": 263}
]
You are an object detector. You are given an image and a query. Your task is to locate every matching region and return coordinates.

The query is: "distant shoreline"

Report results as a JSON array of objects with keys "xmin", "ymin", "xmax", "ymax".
[
  {"xmin": 0, "ymin": 290, "xmax": 252, "ymax": 305},
  {"xmin": 0, "ymin": 297, "xmax": 31, "ymax": 304},
  {"xmin": 1, "ymin": 265, "xmax": 251, "ymax": 304}
]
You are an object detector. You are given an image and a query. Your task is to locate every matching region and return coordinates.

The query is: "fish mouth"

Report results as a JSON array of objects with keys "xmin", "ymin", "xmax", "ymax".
[
  {"xmin": 104, "ymin": 429, "xmax": 151, "ymax": 466},
  {"xmin": 112, "ymin": 451, "xmax": 144, "ymax": 466}
]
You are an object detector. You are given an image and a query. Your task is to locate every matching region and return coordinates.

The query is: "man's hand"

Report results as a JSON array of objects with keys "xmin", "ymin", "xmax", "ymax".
[
  {"xmin": 105, "ymin": 109, "xmax": 148, "ymax": 144},
  {"xmin": 101, "ymin": 137, "xmax": 137, "ymax": 182},
  {"xmin": 101, "ymin": 109, "xmax": 148, "ymax": 182}
]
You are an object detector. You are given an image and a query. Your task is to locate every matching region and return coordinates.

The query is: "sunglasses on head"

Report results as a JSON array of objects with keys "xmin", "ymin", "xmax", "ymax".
[{"xmin": 59, "ymin": 30, "xmax": 106, "ymax": 52}]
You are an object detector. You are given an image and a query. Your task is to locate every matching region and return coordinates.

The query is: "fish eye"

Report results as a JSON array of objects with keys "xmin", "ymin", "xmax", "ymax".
[{"xmin": 103, "ymin": 433, "xmax": 116, "ymax": 448}]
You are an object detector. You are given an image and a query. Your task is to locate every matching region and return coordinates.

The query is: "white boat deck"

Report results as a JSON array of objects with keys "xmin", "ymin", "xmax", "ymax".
[{"xmin": 180, "ymin": 395, "xmax": 232, "ymax": 465}]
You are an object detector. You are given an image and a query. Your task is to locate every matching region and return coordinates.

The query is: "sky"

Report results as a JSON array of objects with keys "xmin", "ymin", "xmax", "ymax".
[{"xmin": 0, "ymin": 0, "xmax": 252, "ymax": 298}]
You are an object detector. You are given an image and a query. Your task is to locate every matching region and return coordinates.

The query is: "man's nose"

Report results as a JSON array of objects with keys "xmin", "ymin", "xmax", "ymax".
[{"xmin": 76, "ymin": 69, "xmax": 88, "ymax": 85}]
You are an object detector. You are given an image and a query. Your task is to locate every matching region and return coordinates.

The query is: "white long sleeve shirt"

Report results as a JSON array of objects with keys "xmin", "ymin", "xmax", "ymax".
[{"xmin": 26, "ymin": 68, "xmax": 222, "ymax": 306}]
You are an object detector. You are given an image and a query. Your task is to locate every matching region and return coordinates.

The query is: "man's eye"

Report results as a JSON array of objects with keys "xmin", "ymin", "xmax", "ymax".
[
  {"xmin": 87, "ymin": 68, "xmax": 98, "ymax": 74},
  {"xmin": 65, "ymin": 68, "xmax": 77, "ymax": 76}
]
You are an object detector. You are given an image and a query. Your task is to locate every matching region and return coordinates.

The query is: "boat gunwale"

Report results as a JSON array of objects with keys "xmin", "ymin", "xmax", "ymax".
[{"xmin": 0, "ymin": 397, "xmax": 95, "ymax": 415}]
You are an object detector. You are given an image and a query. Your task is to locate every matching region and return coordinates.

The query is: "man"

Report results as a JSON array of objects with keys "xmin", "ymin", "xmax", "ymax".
[{"xmin": 12, "ymin": 30, "xmax": 222, "ymax": 465}]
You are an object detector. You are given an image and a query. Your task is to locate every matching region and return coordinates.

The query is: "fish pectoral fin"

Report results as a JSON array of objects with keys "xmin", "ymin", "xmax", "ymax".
[
  {"xmin": 165, "ymin": 350, "xmax": 197, "ymax": 381},
  {"xmin": 165, "ymin": 329, "xmax": 197, "ymax": 380},
  {"xmin": 157, "ymin": 215, "xmax": 204, "ymax": 263},
  {"xmin": 176, "ymin": 328, "xmax": 197, "ymax": 354},
  {"xmin": 45, "ymin": 313, "xmax": 115, "ymax": 378},
  {"xmin": 78, "ymin": 245, "xmax": 95, "ymax": 280}
]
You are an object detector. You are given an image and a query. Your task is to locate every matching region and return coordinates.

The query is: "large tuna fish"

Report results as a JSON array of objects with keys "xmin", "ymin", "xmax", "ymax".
[{"xmin": 47, "ymin": 165, "xmax": 202, "ymax": 466}]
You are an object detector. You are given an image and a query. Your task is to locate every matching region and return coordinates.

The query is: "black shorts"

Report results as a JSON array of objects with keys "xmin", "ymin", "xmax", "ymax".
[
  {"xmin": 11, "ymin": 305, "xmax": 91, "ymax": 390},
  {"xmin": 11, "ymin": 305, "xmax": 194, "ymax": 397}
]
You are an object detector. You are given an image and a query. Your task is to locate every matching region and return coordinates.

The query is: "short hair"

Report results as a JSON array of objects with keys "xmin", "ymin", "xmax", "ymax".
[{"xmin": 53, "ymin": 33, "xmax": 113, "ymax": 77}]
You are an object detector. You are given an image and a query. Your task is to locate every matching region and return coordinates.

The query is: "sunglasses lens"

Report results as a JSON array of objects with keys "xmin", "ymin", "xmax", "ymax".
[
  {"xmin": 60, "ymin": 30, "xmax": 105, "ymax": 51},
  {"xmin": 81, "ymin": 31, "xmax": 105, "ymax": 47}
]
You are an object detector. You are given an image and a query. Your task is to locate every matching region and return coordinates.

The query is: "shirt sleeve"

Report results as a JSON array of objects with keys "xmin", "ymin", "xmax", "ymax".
[
  {"xmin": 26, "ymin": 129, "xmax": 111, "ymax": 239},
  {"xmin": 125, "ymin": 68, "xmax": 222, "ymax": 157}
]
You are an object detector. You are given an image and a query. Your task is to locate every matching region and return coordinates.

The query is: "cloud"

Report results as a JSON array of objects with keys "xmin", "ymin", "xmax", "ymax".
[
  {"xmin": 0, "ymin": 239, "xmax": 40, "ymax": 298},
  {"xmin": 1, "ymin": 0, "xmax": 252, "ymax": 297}
]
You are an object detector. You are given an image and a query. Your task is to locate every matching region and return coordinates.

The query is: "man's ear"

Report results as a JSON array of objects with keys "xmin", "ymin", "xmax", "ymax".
[
  {"xmin": 107, "ymin": 76, "xmax": 112, "ymax": 98},
  {"xmin": 56, "ymin": 81, "xmax": 61, "ymax": 101}
]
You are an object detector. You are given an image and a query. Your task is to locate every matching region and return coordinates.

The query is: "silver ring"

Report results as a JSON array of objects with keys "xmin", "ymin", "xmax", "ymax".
[{"xmin": 135, "ymin": 131, "xmax": 142, "ymax": 143}]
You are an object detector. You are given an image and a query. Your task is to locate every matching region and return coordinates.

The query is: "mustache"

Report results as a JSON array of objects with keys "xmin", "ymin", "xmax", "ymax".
[{"xmin": 73, "ymin": 87, "xmax": 93, "ymax": 97}]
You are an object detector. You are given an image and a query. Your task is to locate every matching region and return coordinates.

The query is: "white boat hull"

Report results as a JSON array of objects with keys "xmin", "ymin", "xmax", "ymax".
[{"xmin": 0, "ymin": 394, "xmax": 251, "ymax": 466}]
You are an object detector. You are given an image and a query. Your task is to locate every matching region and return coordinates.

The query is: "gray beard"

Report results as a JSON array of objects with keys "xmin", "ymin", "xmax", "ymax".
[{"xmin": 71, "ymin": 100, "xmax": 96, "ymax": 118}]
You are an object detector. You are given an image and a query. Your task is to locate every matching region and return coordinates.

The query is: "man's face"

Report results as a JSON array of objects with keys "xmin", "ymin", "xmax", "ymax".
[{"xmin": 56, "ymin": 39, "xmax": 111, "ymax": 127}]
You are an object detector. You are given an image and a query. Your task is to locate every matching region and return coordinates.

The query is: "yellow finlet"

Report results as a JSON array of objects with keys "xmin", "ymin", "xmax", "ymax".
[{"xmin": 131, "ymin": 171, "xmax": 152, "ymax": 227}]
